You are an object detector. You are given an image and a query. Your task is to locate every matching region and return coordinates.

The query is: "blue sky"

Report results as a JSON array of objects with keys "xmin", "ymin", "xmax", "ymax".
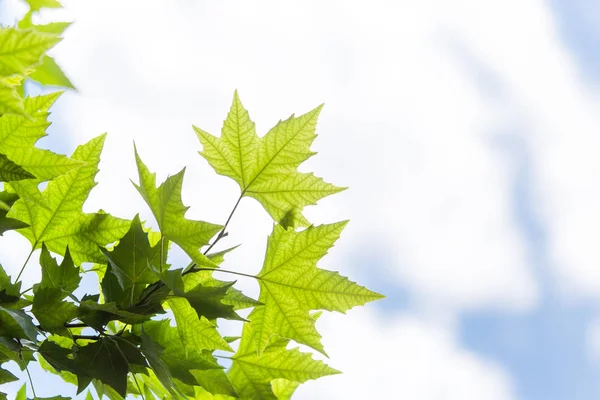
[{"xmin": 3, "ymin": 1, "xmax": 600, "ymax": 399}]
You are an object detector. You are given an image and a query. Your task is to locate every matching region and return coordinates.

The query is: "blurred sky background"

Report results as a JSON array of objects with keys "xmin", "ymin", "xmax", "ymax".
[{"xmin": 1, "ymin": 0, "xmax": 600, "ymax": 399}]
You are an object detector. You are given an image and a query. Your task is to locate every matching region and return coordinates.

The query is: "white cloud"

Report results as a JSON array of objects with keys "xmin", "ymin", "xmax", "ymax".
[
  {"xmin": 440, "ymin": 0, "xmax": 600, "ymax": 298},
  {"xmin": 9, "ymin": 0, "xmax": 600, "ymax": 396},
  {"xmin": 296, "ymin": 309, "xmax": 517, "ymax": 400},
  {"xmin": 42, "ymin": 0, "xmax": 539, "ymax": 313}
]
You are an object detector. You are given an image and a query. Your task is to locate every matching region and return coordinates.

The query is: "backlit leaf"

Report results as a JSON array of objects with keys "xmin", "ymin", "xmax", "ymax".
[
  {"xmin": 0, "ymin": 153, "xmax": 34, "ymax": 181},
  {"xmin": 0, "ymin": 27, "xmax": 61, "ymax": 76},
  {"xmin": 228, "ymin": 323, "xmax": 339, "ymax": 400},
  {"xmin": 29, "ymin": 55, "xmax": 75, "ymax": 89},
  {"xmin": 8, "ymin": 134, "xmax": 130, "ymax": 264},
  {"xmin": 133, "ymin": 148, "xmax": 222, "ymax": 267},
  {"xmin": 166, "ymin": 297, "xmax": 232, "ymax": 352},
  {"xmin": 101, "ymin": 215, "xmax": 159, "ymax": 306},
  {"xmin": 195, "ymin": 91, "xmax": 345, "ymax": 228},
  {"xmin": 249, "ymin": 222, "xmax": 383, "ymax": 354},
  {"xmin": 39, "ymin": 244, "xmax": 81, "ymax": 294}
]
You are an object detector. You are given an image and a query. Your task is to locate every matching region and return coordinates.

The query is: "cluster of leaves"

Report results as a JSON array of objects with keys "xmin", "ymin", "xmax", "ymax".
[{"xmin": 0, "ymin": 1, "xmax": 383, "ymax": 399}]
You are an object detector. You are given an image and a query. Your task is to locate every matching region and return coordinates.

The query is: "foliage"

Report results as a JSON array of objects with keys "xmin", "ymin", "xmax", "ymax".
[{"xmin": 0, "ymin": 1, "xmax": 382, "ymax": 399}]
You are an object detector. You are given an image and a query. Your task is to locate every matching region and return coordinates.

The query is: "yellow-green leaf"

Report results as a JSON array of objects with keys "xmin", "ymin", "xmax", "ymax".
[
  {"xmin": 250, "ymin": 222, "xmax": 383, "ymax": 355},
  {"xmin": 0, "ymin": 81, "xmax": 25, "ymax": 116},
  {"xmin": 29, "ymin": 55, "xmax": 75, "ymax": 89},
  {"xmin": 0, "ymin": 26, "xmax": 61, "ymax": 77},
  {"xmin": 167, "ymin": 297, "xmax": 232, "ymax": 352},
  {"xmin": 228, "ymin": 323, "xmax": 338, "ymax": 400},
  {"xmin": 195, "ymin": 91, "xmax": 345, "ymax": 228},
  {"xmin": 25, "ymin": 0, "xmax": 63, "ymax": 11},
  {"xmin": 133, "ymin": 147, "xmax": 222, "ymax": 267},
  {"xmin": 8, "ymin": 134, "xmax": 130, "ymax": 264}
]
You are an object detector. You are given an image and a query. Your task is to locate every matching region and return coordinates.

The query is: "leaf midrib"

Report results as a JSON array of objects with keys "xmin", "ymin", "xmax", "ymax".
[{"xmin": 242, "ymin": 114, "xmax": 315, "ymax": 193}]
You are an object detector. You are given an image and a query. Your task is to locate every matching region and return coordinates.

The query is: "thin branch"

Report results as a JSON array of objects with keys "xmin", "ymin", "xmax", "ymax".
[
  {"xmin": 19, "ymin": 286, "xmax": 33, "ymax": 296},
  {"xmin": 25, "ymin": 365, "xmax": 36, "ymax": 398},
  {"xmin": 16, "ymin": 248, "xmax": 34, "ymax": 282},
  {"xmin": 64, "ymin": 322, "xmax": 88, "ymax": 328},
  {"xmin": 187, "ymin": 267, "xmax": 259, "ymax": 281},
  {"xmin": 132, "ymin": 373, "xmax": 145, "ymax": 400},
  {"xmin": 213, "ymin": 354, "xmax": 233, "ymax": 360},
  {"xmin": 117, "ymin": 323, "xmax": 129, "ymax": 336},
  {"xmin": 72, "ymin": 334, "xmax": 101, "ymax": 341},
  {"xmin": 203, "ymin": 194, "xmax": 243, "ymax": 255}
]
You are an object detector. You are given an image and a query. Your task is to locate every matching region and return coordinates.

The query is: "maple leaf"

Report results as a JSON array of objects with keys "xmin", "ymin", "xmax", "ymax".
[
  {"xmin": 0, "ymin": 93, "xmax": 82, "ymax": 182},
  {"xmin": 228, "ymin": 322, "xmax": 339, "ymax": 400},
  {"xmin": 137, "ymin": 320, "xmax": 223, "ymax": 387},
  {"xmin": 0, "ymin": 367, "xmax": 18, "ymax": 385},
  {"xmin": 0, "ymin": 153, "xmax": 34, "ymax": 181},
  {"xmin": 31, "ymin": 287, "xmax": 77, "ymax": 335},
  {"xmin": 39, "ymin": 336, "xmax": 147, "ymax": 397},
  {"xmin": 0, "ymin": 26, "xmax": 61, "ymax": 76},
  {"xmin": 101, "ymin": 215, "xmax": 160, "ymax": 306},
  {"xmin": 249, "ymin": 222, "xmax": 384, "ymax": 355},
  {"xmin": 28, "ymin": 55, "xmax": 75, "ymax": 89},
  {"xmin": 0, "ymin": 79, "xmax": 24, "ymax": 116},
  {"xmin": 0, "ymin": 305, "xmax": 37, "ymax": 341},
  {"xmin": 7, "ymin": 134, "xmax": 130, "ymax": 264},
  {"xmin": 38, "ymin": 244, "xmax": 81, "ymax": 294},
  {"xmin": 166, "ymin": 297, "xmax": 232, "ymax": 353},
  {"xmin": 0, "ymin": 192, "xmax": 29, "ymax": 236},
  {"xmin": 194, "ymin": 91, "xmax": 345, "ymax": 228},
  {"xmin": 271, "ymin": 379, "xmax": 300, "ymax": 400},
  {"xmin": 133, "ymin": 147, "xmax": 222, "ymax": 267}
]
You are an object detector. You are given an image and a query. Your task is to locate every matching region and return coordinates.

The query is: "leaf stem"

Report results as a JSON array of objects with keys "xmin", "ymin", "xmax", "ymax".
[
  {"xmin": 64, "ymin": 322, "xmax": 88, "ymax": 328},
  {"xmin": 72, "ymin": 334, "xmax": 100, "ymax": 341},
  {"xmin": 132, "ymin": 373, "xmax": 145, "ymax": 400},
  {"xmin": 20, "ymin": 286, "xmax": 33, "ymax": 296},
  {"xmin": 203, "ymin": 194, "xmax": 243, "ymax": 255},
  {"xmin": 16, "ymin": 248, "xmax": 34, "ymax": 282},
  {"xmin": 187, "ymin": 267, "xmax": 259, "ymax": 281},
  {"xmin": 25, "ymin": 365, "xmax": 36, "ymax": 398}
]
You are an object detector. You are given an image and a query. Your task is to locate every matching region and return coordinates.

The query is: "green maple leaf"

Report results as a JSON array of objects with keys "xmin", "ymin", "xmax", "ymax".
[
  {"xmin": 39, "ymin": 244, "xmax": 81, "ymax": 294},
  {"xmin": 18, "ymin": 10, "xmax": 71, "ymax": 35},
  {"xmin": 77, "ymin": 299, "xmax": 153, "ymax": 330},
  {"xmin": 133, "ymin": 148, "xmax": 222, "ymax": 267},
  {"xmin": 271, "ymin": 379, "xmax": 300, "ymax": 400},
  {"xmin": 0, "ymin": 93, "xmax": 82, "ymax": 181},
  {"xmin": 138, "ymin": 328, "xmax": 179, "ymax": 399},
  {"xmin": 166, "ymin": 297, "xmax": 232, "ymax": 352},
  {"xmin": 249, "ymin": 222, "xmax": 383, "ymax": 355},
  {"xmin": 40, "ymin": 336, "xmax": 146, "ymax": 397},
  {"xmin": 0, "ymin": 337, "xmax": 34, "ymax": 369},
  {"xmin": 0, "ymin": 192, "xmax": 29, "ymax": 235},
  {"xmin": 0, "ymin": 26, "xmax": 61, "ymax": 77},
  {"xmin": 0, "ymin": 153, "xmax": 34, "ymax": 181},
  {"xmin": 0, "ymin": 367, "xmax": 18, "ymax": 384},
  {"xmin": 0, "ymin": 79, "xmax": 24, "ymax": 116},
  {"xmin": 31, "ymin": 287, "xmax": 77, "ymax": 335},
  {"xmin": 195, "ymin": 91, "xmax": 345, "ymax": 228},
  {"xmin": 190, "ymin": 369, "xmax": 237, "ymax": 398},
  {"xmin": 137, "ymin": 320, "xmax": 223, "ymax": 387},
  {"xmin": 0, "ymin": 264, "xmax": 22, "ymax": 301},
  {"xmin": 228, "ymin": 323, "xmax": 339, "ymax": 400},
  {"xmin": 15, "ymin": 384, "xmax": 25, "ymax": 400},
  {"xmin": 0, "ymin": 305, "xmax": 37, "ymax": 340},
  {"xmin": 8, "ymin": 134, "xmax": 131, "ymax": 264},
  {"xmin": 0, "ymin": 92, "xmax": 61, "ymax": 146},
  {"xmin": 29, "ymin": 55, "xmax": 75, "ymax": 89},
  {"xmin": 25, "ymin": 0, "xmax": 63, "ymax": 11},
  {"xmin": 101, "ymin": 215, "xmax": 160, "ymax": 306},
  {"xmin": 182, "ymin": 269, "xmax": 260, "ymax": 315}
]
